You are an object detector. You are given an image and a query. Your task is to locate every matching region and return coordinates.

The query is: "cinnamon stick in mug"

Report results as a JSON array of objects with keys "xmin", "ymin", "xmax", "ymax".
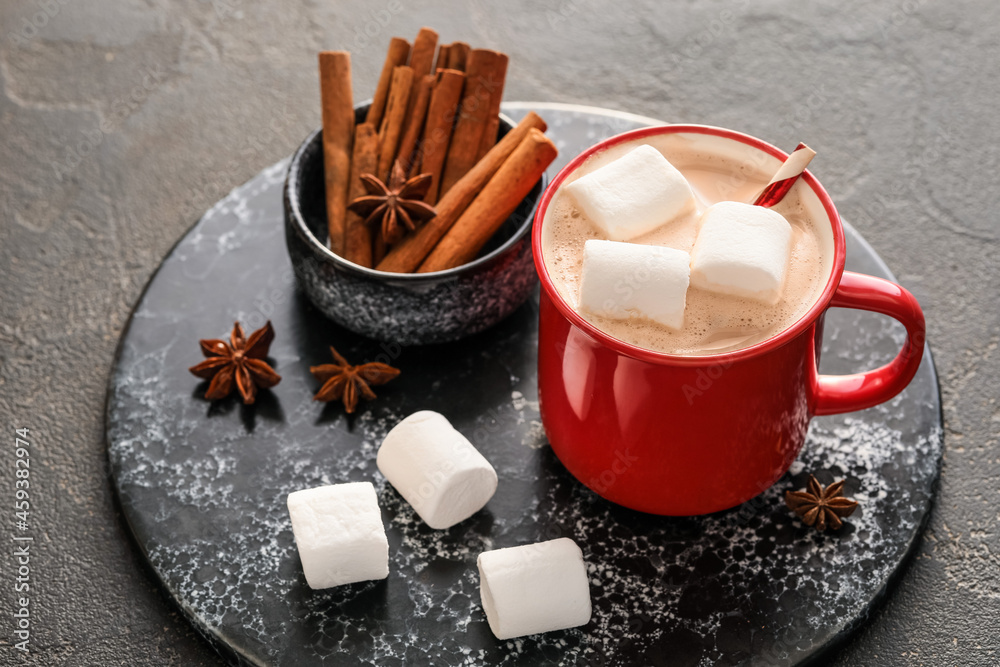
[
  {"xmin": 376, "ymin": 111, "xmax": 547, "ymax": 273},
  {"xmin": 343, "ymin": 123, "xmax": 379, "ymax": 267},
  {"xmin": 373, "ymin": 232, "xmax": 388, "ymax": 266},
  {"xmin": 367, "ymin": 38, "xmax": 410, "ymax": 129},
  {"xmin": 418, "ymin": 128, "xmax": 556, "ymax": 272},
  {"xmin": 376, "ymin": 65, "xmax": 414, "ymax": 181},
  {"xmin": 476, "ymin": 52, "xmax": 508, "ymax": 161},
  {"xmin": 397, "ymin": 74, "xmax": 435, "ymax": 174},
  {"xmin": 438, "ymin": 49, "xmax": 509, "ymax": 197},
  {"xmin": 414, "ymin": 68, "xmax": 465, "ymax": 198},
  {"xmin": 408, "ymin": 27, "xmax": 439, "ymax": 78},
  {"xmin": 318, "ymin": 51, "xmax": 354, "ymax": 256},
  {"xmin": 434, "ymin": 44, "xmax": 451, "ymax": 72},
  {"xmin": 447, "ymin": 42, "xmax": 470, "ymax": 71}
]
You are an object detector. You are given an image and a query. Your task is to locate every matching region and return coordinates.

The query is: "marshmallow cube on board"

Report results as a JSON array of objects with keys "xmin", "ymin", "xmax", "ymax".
[
  {"xmin": 286, "ymin": 482, "xmax": 389, "ymax": 589},
  {"xmin": 477, "ymin": 538, "xmax": 592, "ymax": 640},
  {"xmin": 377, "ymin": 411, "xmax": 498, "ymax": 530},
  {"xmin": 578, "ymin": 239, "xmax": 691, "ymax": 330},
  {"xmin": 564, "ymin": 144, "xmax": 696, "ymax": 241},
  {"xmin": 690, "ymin": 201, "xmax": 793, "ymax": 304}
]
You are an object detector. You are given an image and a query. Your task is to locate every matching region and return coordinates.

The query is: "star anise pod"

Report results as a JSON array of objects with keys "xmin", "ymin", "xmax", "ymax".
[
  {"xmin": 348, "ymin": 161, "xmax": 436, "ymax": 245},
  {"xmin": 189, "ymin": 321, "xmax": 281, "ymax": 404},
  {"xmin": 309, "ymin": 346, "xmax": 401, "ymax": 414},
  {"xmin": 785, "ymin": 475, "xmax": 859, "ymax": 531}
]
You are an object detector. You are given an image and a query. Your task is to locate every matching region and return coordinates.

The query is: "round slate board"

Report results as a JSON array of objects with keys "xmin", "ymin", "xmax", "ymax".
[{"xmin": 106, "ymin": 104, "xmax": 943, "ymax": 667}]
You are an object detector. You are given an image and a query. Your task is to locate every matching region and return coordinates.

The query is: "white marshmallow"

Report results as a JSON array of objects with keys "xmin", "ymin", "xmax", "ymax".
[
  {"xmin": 578, "ymin": 239, "xmax": 691, "ymax": 330},
  {"xmin": 477, "ymin": 538, "xmax": 592, "ymax": 640},
  {"xmin": 286, "ymin": 482, "xmax": 389, "ymax": 589},
  {"xmin": 377, "ymin": 411, "xmax": 497, "ymax": 530},
  {"xmin": 690, "ymin": 201, "xmax": 793, "ymax": 304},
  {"xmin": 564, "ymin": 144, "xmax": 695, "ymax": 241}
]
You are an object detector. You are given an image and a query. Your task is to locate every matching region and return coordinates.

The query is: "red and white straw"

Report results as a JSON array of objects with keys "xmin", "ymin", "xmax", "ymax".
[{"xmin": 752, "ymin": 143, "xmax": 816, "ymax": 208}]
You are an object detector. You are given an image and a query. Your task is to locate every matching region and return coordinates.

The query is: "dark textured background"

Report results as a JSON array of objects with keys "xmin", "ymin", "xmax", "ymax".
[{"xmin": 0, "ymin": 1, "xmax": 996, "ymax": 665}]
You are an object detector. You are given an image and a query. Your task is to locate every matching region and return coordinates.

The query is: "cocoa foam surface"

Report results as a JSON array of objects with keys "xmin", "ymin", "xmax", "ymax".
[{"xmin": 541, "ymin": 135, "xmax": 832, "ymax": 356}]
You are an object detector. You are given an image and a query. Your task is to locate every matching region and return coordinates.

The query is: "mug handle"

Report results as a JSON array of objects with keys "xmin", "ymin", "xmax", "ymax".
[{"xmin": 811, "ymin": 271, "xmax": 926, "ymax": 416}]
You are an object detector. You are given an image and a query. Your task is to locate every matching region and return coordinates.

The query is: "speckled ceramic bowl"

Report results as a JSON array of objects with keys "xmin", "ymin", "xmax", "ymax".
[{"xmin": 284, "ymin": 105, "xmax": 543, "ymax": 346}]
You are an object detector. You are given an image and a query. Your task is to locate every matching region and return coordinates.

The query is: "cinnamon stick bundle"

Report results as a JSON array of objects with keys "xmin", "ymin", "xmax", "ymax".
[
  {"xmin": 408, "ymin": 27, "xmax": 439, "ymax": 78},
  {"xmin": 376, "ymin": 110, "xmax": 547, "ymax": 273},
  {"xmin": 438, "ymin": 49, "xmax": 509, "ymax": 197},
  {"xmin": 318, "ymin": 51, "xmax": 354, "ymax": 256},
  {"xmin": 396, "ymin": 74, "xmax": 434, "ymax": 174},
  {"xmin": 373, "ymin": 229, "xmax": 388, "ymax": 266},
  {"xmin": 476, "ymin": 52, "xmax": 508, "ymax": 161},
  {"xmin": 376, "ymin": 65, "xmax": 414, "ymax": 181},
  {"xmin": 343, "ymin": 123, "xmax": 379, "ymax": 267},
  {"xmin": 414, "ymin": 69, "xmax": 465, "ymax": 199},
  {"xmin": 434, "ymin": 44, "xmax": 451, "ymax": 72},
  {"xmin": 419, "ymin": 128, "xmax": 557, "ymax": 272},
  {"xmin": 447, "ymin": 42, "xmax": 470, "ymax": 71},
  {"xmin": 367, "ymin": 38, "xmax": 410, "ymax": 129}
]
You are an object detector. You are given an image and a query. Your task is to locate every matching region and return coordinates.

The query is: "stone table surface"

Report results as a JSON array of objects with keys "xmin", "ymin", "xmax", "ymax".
[{"xmin": 0, "ymin": 1, "xmax": 996, "ymax": 666}]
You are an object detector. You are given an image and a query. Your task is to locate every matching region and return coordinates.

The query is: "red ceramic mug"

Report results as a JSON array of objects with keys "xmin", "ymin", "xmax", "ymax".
[{"xmin": 532, "ymin": 124, "xmax": 926, "ymax": 516}]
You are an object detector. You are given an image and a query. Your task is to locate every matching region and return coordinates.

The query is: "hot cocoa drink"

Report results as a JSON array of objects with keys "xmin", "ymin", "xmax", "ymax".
[
  {"xmin": 533, "ymin": 125, "xmax": 926, "ymax": 516},
  {"xmin": 541, "ymin": 134, "xmax": 833, "ymax": 356}
]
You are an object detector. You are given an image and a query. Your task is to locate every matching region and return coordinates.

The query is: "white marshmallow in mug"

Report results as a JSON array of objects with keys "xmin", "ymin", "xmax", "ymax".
[
  {"xmin": 578, "ymin": 239, "xmax": 691, "ymax": 330},
  {"xmin": 377, "ymin": 411, "xmax": 497, "ymax": 530},
  {"xmin": 690, "ymin": 201, "xmax": 793, "ymax": 304},
  {"xmin": 564, "ymin": 144, "xmax": 695, "ymax": 241},
  {"xmin": 477, "ymin": 538, "xmax": 592, "ymax": 640},
  {"xmin": 286, "ymin": 482, "xmax": 389, "ymax": 590}
]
